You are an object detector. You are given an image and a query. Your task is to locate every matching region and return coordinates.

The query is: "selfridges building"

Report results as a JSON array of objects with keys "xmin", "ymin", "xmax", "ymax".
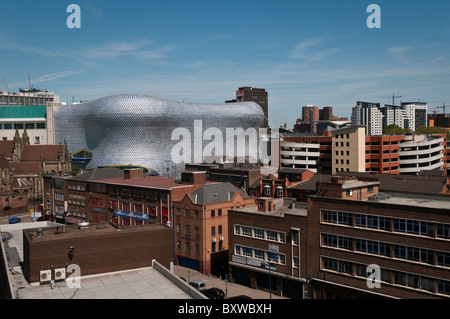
[{"xmin": 55, "ymin": 94, "xmax": 265, "ymax": 176}]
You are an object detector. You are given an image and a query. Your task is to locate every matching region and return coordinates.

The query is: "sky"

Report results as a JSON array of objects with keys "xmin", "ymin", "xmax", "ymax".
[{"xmin": 1, "ymin": 0, "xmax": 450, "ymax": 128}]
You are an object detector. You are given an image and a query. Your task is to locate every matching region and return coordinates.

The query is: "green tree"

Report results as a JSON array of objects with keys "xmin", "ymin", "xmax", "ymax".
[{"xmin": 383, "ymin": 124, "xmax": 408, "ymax": 135}]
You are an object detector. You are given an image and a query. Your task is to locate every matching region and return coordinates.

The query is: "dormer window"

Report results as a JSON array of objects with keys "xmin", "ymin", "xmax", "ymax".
[
  {"xmin": 276, "ymin": 186, "xmax": 283, "ymax": 197},
  {"xmin": 264, "ymin": 185, "xmax": 270, "ymax": 196}
]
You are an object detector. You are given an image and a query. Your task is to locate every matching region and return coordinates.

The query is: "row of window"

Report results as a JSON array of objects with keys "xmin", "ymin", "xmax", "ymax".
[
  {"xmin": 176, "ymin": 208, "xmax": 223, "ymax": 218},
  {"xmin": 234, "ymin": 224, "xmax": 286, "ymax": 244},
  {"xmin": 234, "ymin": 244, "xmax": 286, "ymax": 266},
  {"xmin": 322, "ymin": 233, "xmax": 450, "ymax": 268},
  {"xmin": 176, "ymin": 239, "xmax": 224, "ymax": 253},
  {"xmin": 0, "ymin": 122, "xmax": 46, "ymax": 130},
  {"xmin": 321, "ymin": 256, "xmax": 450, "ymax": 296},
  {"xmin": 176, "ymin": 224, "xmax": 223, "ymax": 237},
  {"xmin": 321, "ymin": 209, "xmax": 450, "ymax": 240}
]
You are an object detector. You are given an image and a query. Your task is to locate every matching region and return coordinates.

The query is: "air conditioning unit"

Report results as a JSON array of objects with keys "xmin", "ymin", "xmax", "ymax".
[
  {"xmin": 40, "ymin": 270, "xmax": 51, "ymax": 284},
  {"xmin": 54, "ymin": 268, "xmax": 66, "ymax": 281},
  {"xmin": 212, "ymin": 238, "xmax": 217, "ymax": 242},
  {"xmin": 219, "ymin": 237, "xmax": 224, "ymax": 241}
]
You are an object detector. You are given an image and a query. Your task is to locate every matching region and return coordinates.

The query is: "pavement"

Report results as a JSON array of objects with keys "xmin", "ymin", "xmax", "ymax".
[{"xmin": 173, "ymin": 265, "xmax": 287, "ymax": 299}]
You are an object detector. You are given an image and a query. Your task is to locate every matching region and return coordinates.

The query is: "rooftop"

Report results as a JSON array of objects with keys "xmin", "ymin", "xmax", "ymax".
[
  {"xmin": 189, "ymin": 182, "xmax": 250, "ymax": 205},
  {"xmin": 0, "ymin": 222, "xmax": 203, "ymax": 299},
  {"xmin": 94, "ymin": 175, "xmax": 194, "ymax": 190},
  {"xmin": 230, "ymin": 197, "xmax": 308, "ymax": 218}
]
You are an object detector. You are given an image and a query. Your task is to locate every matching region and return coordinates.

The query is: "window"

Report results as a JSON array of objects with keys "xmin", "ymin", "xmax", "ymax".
[
  {"xmin": 211, "ymin": 226, "xmax": 215, "ymax": 236},
  {"xmin": 218, "ymin": 225, "xmax": 222, "ymax": 235},
  {"xmin": 195, "ymin": 227, "xmax": 199, "ymax": 237},
  {"xmin": 276, "ymin": 186, "xmax": 283, "ymax": 197},
  {"xmin": 346, "ymin": 189, "xmax": 353, "ymax": 197},
  {"xmin": 35, "ymin": 137, "xmax": 40, "ymax": 144},
  {"xmin": 437, "ymin": 223, "xmax": 450, "ymax": 239},
  {"xmin": 185, "ymin": 225, "xmax": 190, "ymax": 235},
  {"xmin": 264, "ymin": 185, "xmax": 270, "ymax": 196},
  {"xmin": 25, "ymin": 123, "xmax": 35, "ymax": 129},
  {"xmin": 437, "ymin": 252, "xmax": 450, "ymax": 268},
  {"xmin": 254, "ymin": 228, "xmax": 264, "ymax": 239},
  {"xmin": 36, "ymin": 123, "xmax": 46, "ymax": 129},
  {"xmin": 185, "ymin": 209, "xmax": 190, "ymax": 217},
  {"xmin": 3, "ymin": 123, "xmax": 12, "ymax": 130}
]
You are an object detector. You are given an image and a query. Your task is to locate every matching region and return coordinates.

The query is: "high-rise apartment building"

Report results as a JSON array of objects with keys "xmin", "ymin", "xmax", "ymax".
[
  {"xmin": 352, "ymin": 101, "xmax": 428, "ymax": 135},
  {"xmin": 226, "ymin": 87, "xmax": 269, "ymax": 127},
  {"xmin": 351, "ymin": 102, "xmax": 384, "ymax": 136}
]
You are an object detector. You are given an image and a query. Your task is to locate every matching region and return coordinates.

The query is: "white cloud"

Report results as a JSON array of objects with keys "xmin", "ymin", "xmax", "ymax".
[{"xmin": 288, "ymin": 37, "xmax": 340, "ymax": 62}]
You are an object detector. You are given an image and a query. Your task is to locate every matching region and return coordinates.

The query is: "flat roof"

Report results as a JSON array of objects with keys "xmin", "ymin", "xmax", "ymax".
[
  {"xmin": 0, "ymin": 222, "xmax": 196, "ymax": 299},
  {"xmin": 381, "ymin": 196, "xmax": 450, "ymax": 210},
  {"xmin": 94, "ymin": 175, "xmax": 193, "ymax": 190},
  {"xmin": 230, "ymin": 198, "xmax": 307, "ymax": 218}
]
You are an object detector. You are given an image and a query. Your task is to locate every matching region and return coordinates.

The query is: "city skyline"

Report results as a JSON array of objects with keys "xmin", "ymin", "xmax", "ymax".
[{"xmin": 1, "ymin": 1, "xmax": 450, "ymax": 127}]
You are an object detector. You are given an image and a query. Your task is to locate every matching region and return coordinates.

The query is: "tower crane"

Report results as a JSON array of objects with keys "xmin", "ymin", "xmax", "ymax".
[
  {"xmin": 381, "ymin": 93, "xmax": 402, "ymax": 106},
  {"xmin": 3, "ymin": 79, "xmax": 10, "ymax": 94}
]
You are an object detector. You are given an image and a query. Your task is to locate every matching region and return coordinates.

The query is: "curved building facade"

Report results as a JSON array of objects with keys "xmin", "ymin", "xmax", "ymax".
[{"xmin": 55, "ymin": 94, "xmax": 265, "ymax": 175}]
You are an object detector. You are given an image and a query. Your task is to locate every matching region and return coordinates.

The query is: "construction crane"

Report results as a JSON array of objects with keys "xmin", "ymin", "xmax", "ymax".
[
  {"xmin": 381, "ymin": 93, "xmax": 402, "ymax": 106},
  {"xmin": 3, "ymin": 79, "xmax": 10, "ymax": 94},
  {"xmin": 436, "ymin": 103, "xmax": 448, "ymax": 115}
]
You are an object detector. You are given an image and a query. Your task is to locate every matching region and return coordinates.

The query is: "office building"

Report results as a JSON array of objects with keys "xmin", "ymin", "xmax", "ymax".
[
  {"xmin": 0, "ymin": 88, "xmax": 59, "ymax": 106},
  {"xmin": 43, "ymin": 168, "xmax": 206, "ymax": 227},
  {"xmin": 228, "ymin": 197, "xmax": 308, "ymax": 299},
  {"xmin": 308, "ymin": 175, "xmax": 450, "ymax": 299},
  {"xmin": 226, "ymin": 87, "xmax": 268, "ymax": 127}
]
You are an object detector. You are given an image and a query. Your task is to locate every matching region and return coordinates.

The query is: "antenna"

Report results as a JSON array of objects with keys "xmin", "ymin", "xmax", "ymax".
[
  {"xmin": 380, "ymin": 93, "xmax": 402, "ymax": 106},
  {"xmin": 3, "ymin": 79, "xmax": 10, "ymax": 94},
  {"xmin": 28, "ymin": 73, "xmax": 31, "ymax": 89}
]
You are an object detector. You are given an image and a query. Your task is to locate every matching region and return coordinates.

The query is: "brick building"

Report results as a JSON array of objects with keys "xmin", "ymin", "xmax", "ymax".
[
  {"xmin": 23, "ymin": 222, "xmax": 173, "ymax": 284},
  {"xmin": 307, "ymin": 177, "xmax": 450, "ymax": 299},
  {"xmin": 43, "ymin": 169, "xmax": 207, "ymax": 227},
  {"xmin": 228, "ymin": 197, "xmax": 308, "ymax": 298},
  {"xmin": 174, "ymin": 182, "xmax": 255, "ymax": 275}
]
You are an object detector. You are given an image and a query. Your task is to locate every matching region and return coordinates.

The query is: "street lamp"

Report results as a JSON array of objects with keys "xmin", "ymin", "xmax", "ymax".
[{"xmin": 301, "ymin": 225, "xmax": 309, "ymax": 299}]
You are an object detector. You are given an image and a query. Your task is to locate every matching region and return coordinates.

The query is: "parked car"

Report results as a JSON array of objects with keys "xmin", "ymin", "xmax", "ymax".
[
  {"xmin": 189, "ymin": 280, "xmax": 206, "ymax": 291},
  {"xmin": 228, "ymin": 295, "xmax": 252, "ymax": 299},
  {"xmin": 8, "ymin": 217, "xmax": 21, "ymax": 224},
  {"xmin": 202, "ymin": 288, "xmax": 225, "ymax": 299}
]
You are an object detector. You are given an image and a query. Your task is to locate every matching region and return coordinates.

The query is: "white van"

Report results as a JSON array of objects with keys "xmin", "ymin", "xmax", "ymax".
[{"xmin": 189, "ymin": 280, "xmax": 206, "ymax": 291}]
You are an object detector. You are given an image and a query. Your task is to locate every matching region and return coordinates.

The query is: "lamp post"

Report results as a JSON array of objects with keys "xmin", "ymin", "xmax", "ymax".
[{"xmin": 301, "ymin": 225, "xmax": 309, "ymax": 299}]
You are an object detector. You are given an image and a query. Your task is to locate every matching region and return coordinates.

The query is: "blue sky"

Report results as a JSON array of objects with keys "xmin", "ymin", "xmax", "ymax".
[{"xmin": 1, "ymin": 0, "xmax": 450, "ymax": 127}]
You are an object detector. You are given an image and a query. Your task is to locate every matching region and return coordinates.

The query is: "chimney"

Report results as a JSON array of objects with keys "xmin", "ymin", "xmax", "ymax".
[
  {"xmin": 181, "ymin": 171, "xmax": 206, "ymax": 185},
  {"xmin": 256, "ymin": 197, "xmax": 273, "ymax": 212},
  {"xmin": 124, "ymin": 168, "xmax": 144, "ymax": 179}
]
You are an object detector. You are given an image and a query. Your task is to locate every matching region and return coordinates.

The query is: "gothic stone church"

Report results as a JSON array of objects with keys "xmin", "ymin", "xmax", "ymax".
[{"xmin": 0, "ymin": 129, "xmax": 71, "ymax": 216}]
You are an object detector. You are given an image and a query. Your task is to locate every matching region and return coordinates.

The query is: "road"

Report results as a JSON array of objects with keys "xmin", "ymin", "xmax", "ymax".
[{"xmin": 174, "ymin": 265, "xmax": 288, "ymax": 299}]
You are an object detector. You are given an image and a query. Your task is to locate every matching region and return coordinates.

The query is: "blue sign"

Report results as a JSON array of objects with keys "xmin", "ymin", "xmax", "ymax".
[{"xmin": 114, "ymin": 210, "xmax": 149, "ymax": 221}]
